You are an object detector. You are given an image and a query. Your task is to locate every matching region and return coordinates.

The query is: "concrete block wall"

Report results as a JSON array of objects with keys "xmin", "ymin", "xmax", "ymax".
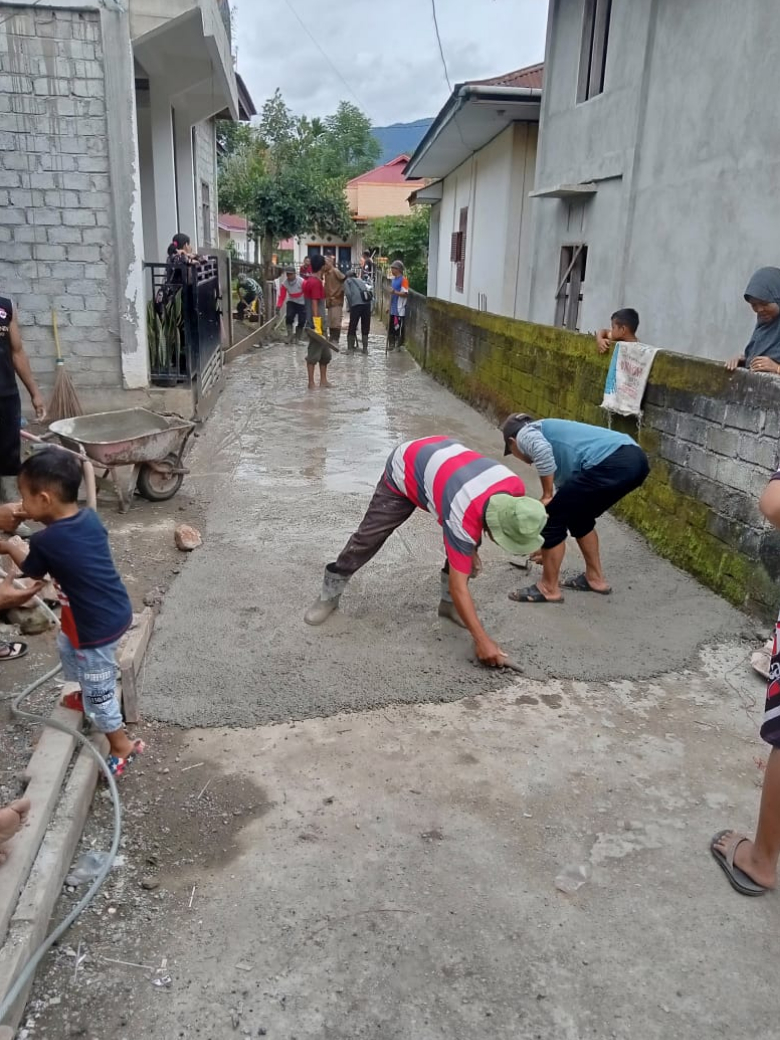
[
  {"xmin": 0, "ymin": 5, "xmax": 122, "ymax": 393},
  {"xmin": 402, "ymin": 292, "xmax": 780, "ymax": 618}
]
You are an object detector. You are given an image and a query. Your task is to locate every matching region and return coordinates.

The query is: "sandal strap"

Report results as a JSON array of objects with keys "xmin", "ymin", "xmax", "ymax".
[{"xmin": 723, "ymin": 832, "xmax": 749, "ymax": 869}]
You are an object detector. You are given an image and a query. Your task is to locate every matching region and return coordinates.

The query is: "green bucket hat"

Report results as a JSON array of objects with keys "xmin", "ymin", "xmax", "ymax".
[{"xmin": 485, "ymin": 495, "xmax": 546, "ymax": 556}]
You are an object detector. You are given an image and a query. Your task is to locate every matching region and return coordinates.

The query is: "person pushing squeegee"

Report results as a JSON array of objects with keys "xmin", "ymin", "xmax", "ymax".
[{"xmin": 304, "ymin": 435, "xmax": 547, "ymax": 669}]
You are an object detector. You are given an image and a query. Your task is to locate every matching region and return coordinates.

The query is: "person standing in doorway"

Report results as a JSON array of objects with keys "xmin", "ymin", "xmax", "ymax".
[
  {"xmin": 277, "ymin": 267, "xmax": 306, "ymax": 343},
  {"xmin": 323, "ymin": 255, "xmax": 346, "ymax": 347},
  {"xmin": 303, "ymin": 255, "xmax": 332, "ymax": 390},
  {"xmin": 343, "ymin": 271, "xmax": 372, "ymax": 353},
  {"xmin": 388, "ymin": 260, "xmax": 409, "ymax": 350},
  {"xmin": 0, "ymin": 297, "xmax": 46, "ymax": 506}
]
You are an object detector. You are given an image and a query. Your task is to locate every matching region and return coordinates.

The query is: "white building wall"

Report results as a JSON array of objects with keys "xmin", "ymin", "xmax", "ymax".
[
  {"xmin": 431, "ymin": 124, "xmax": 538, "ymax": 319},
  {"xmin": 529, "ymin": 0, "xmax": 780, "ymax": 358},
  {"xmin": 194, "ymin": 118, "xmax": 218, "ymax": 249}
]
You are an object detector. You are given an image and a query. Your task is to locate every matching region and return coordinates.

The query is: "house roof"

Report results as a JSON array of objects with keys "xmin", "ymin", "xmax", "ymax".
[
  {"xmin": 405, "ymin": 62, "xmax": 543, "ymax": 180},
  {"xmin": 347, "ymin": 155, "xmax": 423, "ymax": 187},
  {"xmin": 468, "ymin": 63, "xmax": 544, "ymax": 90},
  {"xmin": 218, "ymin": 213, "xmax": 248, "ymax": 232}
]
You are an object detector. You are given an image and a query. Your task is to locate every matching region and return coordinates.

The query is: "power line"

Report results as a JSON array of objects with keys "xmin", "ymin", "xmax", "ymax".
[
  {"xmin": 430, "ymin": 0, "xmax": 452, "ymax": 93},
  {"xmin": 282, "ymin": 0, "xmax": 368, "ymax": 114}
]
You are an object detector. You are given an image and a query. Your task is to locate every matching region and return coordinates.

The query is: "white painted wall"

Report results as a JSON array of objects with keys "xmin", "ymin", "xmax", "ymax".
[
  {"xmin": 528, "ymin": 0, "xmax": 780, "ymax": 359},
  {"xmin": 431, "ymin": 123, "xmax": 538, "ymax": 318}
]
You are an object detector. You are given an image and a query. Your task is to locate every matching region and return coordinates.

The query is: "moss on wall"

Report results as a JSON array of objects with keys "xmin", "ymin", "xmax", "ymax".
[{"xmin": 403, "ymin": 293, "xmax": 779, "ymax": 618}]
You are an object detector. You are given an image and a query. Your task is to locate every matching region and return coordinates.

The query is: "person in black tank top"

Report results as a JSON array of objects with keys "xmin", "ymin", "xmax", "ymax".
[{"xmin": 0, "ymin": 296, "xmax": 46, "ymax": 488}]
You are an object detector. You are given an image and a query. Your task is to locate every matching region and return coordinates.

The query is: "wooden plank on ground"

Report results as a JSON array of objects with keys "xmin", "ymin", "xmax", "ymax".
[
  {"xmin": 117, "ymin": 609, "xmax": 154, "ymax": 725},
  {"xmin": 0, "ymin": 733, "xmax": 106, "ymax": 1033},
  {"xmin": 0, "ymin": 704, "xmax": 80, "ymax": 945}
]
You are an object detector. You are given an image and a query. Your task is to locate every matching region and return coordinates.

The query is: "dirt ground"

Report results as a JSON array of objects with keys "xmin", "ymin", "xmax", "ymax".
[{"xmin": 0, "ymin": 431, "xmax": 209, "ymax": 818}]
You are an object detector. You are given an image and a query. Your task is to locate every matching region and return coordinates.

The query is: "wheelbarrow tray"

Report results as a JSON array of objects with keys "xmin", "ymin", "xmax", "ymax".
[{"xmin": 49, "ymin": 408, "xmax": 193, "ymax": 467}]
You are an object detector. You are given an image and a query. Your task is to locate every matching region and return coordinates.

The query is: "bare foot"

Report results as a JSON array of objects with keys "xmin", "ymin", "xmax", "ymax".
[
  {"xmin": 0, "ymin": 797, "xmax": 31, "ymax": 865},
  {"xmin": 320, "ymin": 380, "xmax": 333, "ymax": 389},
  {"xmin": 714, "ymin": 830, "xmax": 777, "ymax": 890}
]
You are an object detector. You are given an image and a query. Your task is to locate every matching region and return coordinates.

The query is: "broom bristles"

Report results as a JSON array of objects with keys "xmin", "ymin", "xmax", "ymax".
[{"xmin": 47, "ymin": 361, "xmax": 84, "ymax": 424}]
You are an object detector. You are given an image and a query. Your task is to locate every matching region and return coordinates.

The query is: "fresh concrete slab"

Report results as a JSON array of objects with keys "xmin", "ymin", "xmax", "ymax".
[{"xmin": 142, "ymin": 343, "xmax": 745, "ymax": 728}]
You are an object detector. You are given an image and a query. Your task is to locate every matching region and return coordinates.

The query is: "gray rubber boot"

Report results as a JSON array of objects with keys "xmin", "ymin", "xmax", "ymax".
[
  {"xmin": 361, "ymin": 336, "xmax": 369, "ymax": 354},
  {"xmin": 437, "ymin": 571, "xmax": 467, "ymax": 627},
  {"xmin": 304, "ymin": 565, "xmax": 349, "ymax": 626},
  {"xmin": 346, "ymin": 333, "xmax": 357, "ymax": 352},
  {"xmin": 286, "ymin": 325, "xmax": 294, "ymax": 344}
]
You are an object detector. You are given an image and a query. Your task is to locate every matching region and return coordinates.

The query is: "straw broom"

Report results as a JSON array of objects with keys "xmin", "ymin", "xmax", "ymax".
[{"xmin": 47, "ymin": 309, "xmax": 83, "ymax": 423}]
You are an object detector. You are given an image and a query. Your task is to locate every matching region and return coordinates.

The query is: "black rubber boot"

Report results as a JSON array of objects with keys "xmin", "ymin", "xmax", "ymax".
[
  {"xmin": 361, "ymin": 336, "xmax": 369, "ymax": 354},
  {"xmin": 347, "ymin": 333, "xmax": 357, "ymax": 352}
]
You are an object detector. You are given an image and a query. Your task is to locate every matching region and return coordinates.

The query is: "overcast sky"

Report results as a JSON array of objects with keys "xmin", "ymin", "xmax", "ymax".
[{"xmin": 233, "ymin": 0, "xmax": 549, "ymax": 126}]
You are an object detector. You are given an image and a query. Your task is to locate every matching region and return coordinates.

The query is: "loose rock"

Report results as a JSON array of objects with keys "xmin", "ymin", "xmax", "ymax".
[{"xmin": 174, "ymin": 524, "xmax": 202, "ymax": 552}]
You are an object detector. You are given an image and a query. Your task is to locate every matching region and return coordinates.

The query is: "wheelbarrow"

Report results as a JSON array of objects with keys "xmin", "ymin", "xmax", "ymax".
[{"xmin": 48, "ymin": 408, "xmax": 196, "ymax": 513}]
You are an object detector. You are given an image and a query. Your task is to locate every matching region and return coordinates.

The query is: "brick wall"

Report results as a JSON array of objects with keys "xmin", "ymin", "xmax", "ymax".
[
  {"xmin": 400, "ymin": 292, "xmax": 780, "ymax": 618},
  {"xmin": 194, "ymin": 118, "xmax": 217, "ymax": 250},
  {"xmin": 0, "ymin": 5, "xmax": 122, "ymax": 392}
]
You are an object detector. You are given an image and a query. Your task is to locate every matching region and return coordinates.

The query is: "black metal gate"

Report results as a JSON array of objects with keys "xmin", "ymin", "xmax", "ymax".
[{"xmin": 145, "ymin": 259, "xmax": 224, "ymax": 405}]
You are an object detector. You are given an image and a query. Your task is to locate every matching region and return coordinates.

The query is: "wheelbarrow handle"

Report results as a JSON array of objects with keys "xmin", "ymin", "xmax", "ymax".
[{"xmin": 20, "ymin": 429, "xmax": 98, "ymax": 511}]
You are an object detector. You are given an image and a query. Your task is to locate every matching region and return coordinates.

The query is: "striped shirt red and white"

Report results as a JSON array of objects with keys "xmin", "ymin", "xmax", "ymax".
[{"xmin": 384, "ymin": 436, "xmax": 525, "ymax": 574}]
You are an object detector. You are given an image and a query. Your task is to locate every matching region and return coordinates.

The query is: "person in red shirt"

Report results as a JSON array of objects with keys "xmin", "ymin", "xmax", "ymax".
[{"xmin": 302, "ymin": 255, "xmax": 332, "ymax": 389}]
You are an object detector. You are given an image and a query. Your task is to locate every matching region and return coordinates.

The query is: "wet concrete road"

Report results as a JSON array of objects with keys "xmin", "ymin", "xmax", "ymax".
[
  {"xmin": 143, "ymin": 340, "xmax": 743, "ymax": 727},
  {"xmin": 121, "ymin": 338, "xmax": 777, "ymax": 1040}
]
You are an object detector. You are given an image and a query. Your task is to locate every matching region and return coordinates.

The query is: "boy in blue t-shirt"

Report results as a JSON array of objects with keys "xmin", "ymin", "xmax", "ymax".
[{"xmin": 0, "ymin": 448, "xmax": 145, "ymax": 778}]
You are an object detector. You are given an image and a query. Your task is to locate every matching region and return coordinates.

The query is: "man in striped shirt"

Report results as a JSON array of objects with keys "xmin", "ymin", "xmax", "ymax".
[{"xmin": 304, "ymin": 436, "xmax": 547, "ymax": 667}]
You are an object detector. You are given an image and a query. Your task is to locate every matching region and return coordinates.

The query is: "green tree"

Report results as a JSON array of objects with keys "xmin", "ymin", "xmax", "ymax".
[
  {"xmin": 365, "ymin": 208, "xmax": 431, "ymax": 293},
  {"xmin": 216, "ymin": 90, "xmax": 380, "ymax": 276},
  {"xmin": 316, "ymin": 102, "xmax": 381, "ymax": 181}
]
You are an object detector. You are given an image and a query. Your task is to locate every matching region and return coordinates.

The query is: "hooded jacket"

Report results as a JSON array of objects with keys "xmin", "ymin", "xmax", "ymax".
[{"xmin": 744, "ymin": 267, "xmax": 780, "ymax": 363}]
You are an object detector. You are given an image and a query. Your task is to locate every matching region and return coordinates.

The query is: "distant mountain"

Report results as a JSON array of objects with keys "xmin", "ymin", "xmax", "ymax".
[{"xmin": 372, "ymin": 118, "xmax": 434, "ymax": 165}]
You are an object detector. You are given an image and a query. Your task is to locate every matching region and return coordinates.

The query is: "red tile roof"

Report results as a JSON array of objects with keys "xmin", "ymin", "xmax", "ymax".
[
  {"xmin": 218, "ymin": 213, "xmax": 248, "ymax": 232},
  {"xmin": 468, "ymin": 62, "xmax": 544, "ymax": 90},
  {"xmin": 347, "ymin": 155, "xmax": 422, "ymax": 186}
]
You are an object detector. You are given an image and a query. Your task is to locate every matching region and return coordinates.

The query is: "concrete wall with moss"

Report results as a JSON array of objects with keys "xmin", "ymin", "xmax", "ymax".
[{"xmin": 400, "ymin": 291, "xmax": 780, "ymax": 618}]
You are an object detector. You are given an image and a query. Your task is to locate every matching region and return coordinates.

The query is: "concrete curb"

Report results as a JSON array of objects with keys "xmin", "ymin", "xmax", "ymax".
[
  {"xmin": 0, "ymin": 610, "xmax": 156, "ymax": 1032},
  {"xmin": 0, "ymin": 734, "xmax": 107, "ymax": 1033}
]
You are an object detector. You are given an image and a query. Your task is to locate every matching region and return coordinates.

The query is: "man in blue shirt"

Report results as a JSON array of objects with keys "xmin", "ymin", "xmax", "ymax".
[{"xmin": 501, "ymin": 414, "xmax": 649, "ymax": 603}]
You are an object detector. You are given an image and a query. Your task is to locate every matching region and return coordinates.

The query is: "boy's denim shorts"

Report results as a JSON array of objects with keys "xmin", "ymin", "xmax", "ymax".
[{"xmin": 57, "ymin": 630, "xmax": 122, "ymax": 734}]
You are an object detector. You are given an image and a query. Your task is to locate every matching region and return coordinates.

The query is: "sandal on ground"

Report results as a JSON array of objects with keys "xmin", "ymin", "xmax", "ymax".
[
  {"xmin": 710, "ymin": 830, "xmax": 769, "ymax": 897},
  {"xmin": 508, "ymin": 584, "xmax": 564, "ymax": 604},
  {"xmin": 0, "ymin": 641, "xmax": 27, "ymax": 661},
  {"xmin": 106, "ymin": 740, "xmax": 146, "ymax": 780},
  {"xmin": 562, "ymin": 573, "xmax": 613, "ymax": 595}
]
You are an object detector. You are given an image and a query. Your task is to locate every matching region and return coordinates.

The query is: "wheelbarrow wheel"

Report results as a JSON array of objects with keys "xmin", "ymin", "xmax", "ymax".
[{"xmin": 137, "ymin": 454, "xmax": 184, "ymax": 502}]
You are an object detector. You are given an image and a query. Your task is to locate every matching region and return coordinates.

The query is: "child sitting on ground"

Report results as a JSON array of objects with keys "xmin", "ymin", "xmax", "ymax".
[
  {"xmin": 595, "ymin": 307, "xmax": 640, "ymax": 354},
  {"xmin": 0, "ymin": 449, "xmax": 144, "ymax": 778}
]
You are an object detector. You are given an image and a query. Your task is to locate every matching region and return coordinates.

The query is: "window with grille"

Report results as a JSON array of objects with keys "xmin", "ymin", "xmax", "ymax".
[
  {"xmin": 451, "ymin": 206, "xmax": 468, "ymax": 293},
  {"xmin": 554, "ymin": 244, "xmax": 587, "ymax": 330},
  {"xmin": 577, "ymin": 0, "xmax": 612, "ymax": 102},
  {"xmin": 201, "ymin": 182, "xmax": 211, "ymax": 248}
]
